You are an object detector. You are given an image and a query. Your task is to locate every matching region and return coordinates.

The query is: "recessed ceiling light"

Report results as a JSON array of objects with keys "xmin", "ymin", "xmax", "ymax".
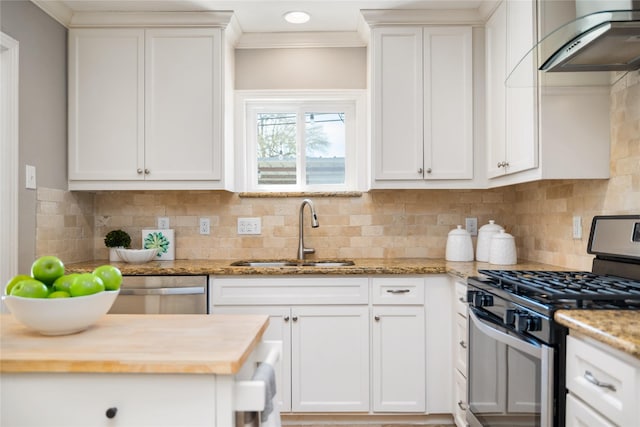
[{"xmin": 283, "ymin": 11, "xmax": 310, "ymax": 24}]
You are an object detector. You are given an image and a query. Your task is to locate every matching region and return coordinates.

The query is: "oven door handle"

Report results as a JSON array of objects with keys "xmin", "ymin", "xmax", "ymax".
[
  {"xmin": 468, "ymin": 308, "xmax": 541, "ymax": 358},
  {"xmin": 119, "ymin": 287, "xmax": 205, "ymax": 296}
]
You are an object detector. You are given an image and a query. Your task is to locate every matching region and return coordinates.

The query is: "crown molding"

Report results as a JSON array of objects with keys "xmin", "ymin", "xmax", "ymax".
[
  {"xmin": 360, "ymin": 8, "xmax": 486, "ymax": 27},
  {"xmin": 68, "ymin": 11, "xmax": 234, "ymax": 28},
  {"xmin": 31, "ymin": 0, "xmax": 73, "ymax": 27},
  {"xmin": 235, "ymin": 31, "xmax": 367, "ymax": 49}
]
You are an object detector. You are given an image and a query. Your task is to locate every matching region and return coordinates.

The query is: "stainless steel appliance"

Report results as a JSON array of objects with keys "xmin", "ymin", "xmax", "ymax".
[
  {"xmin": 466, "ymin": 215, "xmax": 640, "ymax": 427},
  {"xmin": 109, "ymin": 275, "xmax": 208, "ymax": 314}
]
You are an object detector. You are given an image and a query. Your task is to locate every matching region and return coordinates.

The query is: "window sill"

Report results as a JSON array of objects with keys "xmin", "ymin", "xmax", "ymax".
[{"xmin": 238, "ymin": 191, "xmax": 363, "ymax": 198}]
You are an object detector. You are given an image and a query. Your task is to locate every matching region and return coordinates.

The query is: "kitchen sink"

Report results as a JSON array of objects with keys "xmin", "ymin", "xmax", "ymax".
[{"xmin": 230, "ymin": 260, "xmax": 355, "ymax": 268}]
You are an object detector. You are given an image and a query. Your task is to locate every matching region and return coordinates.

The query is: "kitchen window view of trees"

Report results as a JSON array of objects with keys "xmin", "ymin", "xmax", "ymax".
[
  {"xmin": 245, "ymin": 98, "xmax": 357, "ymax": 191},
  {"xmin": 256, "ymin": 112, "xmax": 346, "ymax": 186}
]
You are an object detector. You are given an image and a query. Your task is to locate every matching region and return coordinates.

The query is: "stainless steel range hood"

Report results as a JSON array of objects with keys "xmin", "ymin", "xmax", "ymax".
[{"xmin": 539, "ymin": 0, "xmax": 640, "ymax": 72}]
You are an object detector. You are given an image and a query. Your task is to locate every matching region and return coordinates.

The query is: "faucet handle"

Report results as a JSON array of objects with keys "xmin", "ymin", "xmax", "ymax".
[{"xmin": 303, "ymin": 247, "xmax": 315, "ymax": 255}]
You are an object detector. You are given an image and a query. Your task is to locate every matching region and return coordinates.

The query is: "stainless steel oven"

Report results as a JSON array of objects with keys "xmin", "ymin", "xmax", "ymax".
[
  {"xmin": 109, "ymin": 275, "xmax": 208, "ymax": 314},
  {"xmin": 467, "ymin": 302, "xmax": 554, "ymax": 427},
  {"xmin": 466, "ymin": 215, "xmax": 640, "ymax": 427}
]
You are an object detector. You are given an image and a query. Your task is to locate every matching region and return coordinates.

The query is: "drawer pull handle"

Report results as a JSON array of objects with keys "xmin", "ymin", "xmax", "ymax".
[
  {"xmin": 459, "ymin": 297, "xmax": 466, "ymax": 303},
  {"xmin": 457, "ymin": 400, "xmax": 468, "ymax": 410},
  {"xmin": 584, "ymin": 370, "xmax": 617, "ymax": 392},
  {"xmin": 459, "ymin": 340, "xmax": 467, "ymax": 349},
  {"xmin": 105, "ymin": 407, "xmax": 118, "ymax": 419},
  {"xmin": 386, "ymin": 289, "xmax": 410, "ymax": 294}
]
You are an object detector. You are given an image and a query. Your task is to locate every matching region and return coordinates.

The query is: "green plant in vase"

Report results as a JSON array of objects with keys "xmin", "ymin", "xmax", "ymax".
[{"xmin": 104, "ymin": 229, "xmax": 131, "ymax": 262}]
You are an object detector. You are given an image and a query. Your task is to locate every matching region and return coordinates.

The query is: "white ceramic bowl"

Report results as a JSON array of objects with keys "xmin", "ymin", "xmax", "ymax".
[
  {"xmin": 115, "ymin": 248, "xmax": 159, "ymax": 264},
  {"xmin": 2, "ymin": 290, "xmax": 119, "ymax": 335}
]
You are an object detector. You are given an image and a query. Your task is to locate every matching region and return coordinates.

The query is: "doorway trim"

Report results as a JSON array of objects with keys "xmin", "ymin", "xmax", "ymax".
[{"xmin": 1, "ymin": 31, "xmax": 20, "ymax": 287}]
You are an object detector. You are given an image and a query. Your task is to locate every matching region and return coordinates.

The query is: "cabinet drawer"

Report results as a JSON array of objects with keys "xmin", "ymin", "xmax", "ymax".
[
  {"xmin": 565, "ymin": 393, "xmax": 615, "ymax": 427},
  {"xmin": 211, "ymin": 276, "xmax": 369, "ymax": 305},
  {"xmin": 566, "ymin": 335, "xmax": 640, "ymax": 426},
  {"xmin": 453, "ymin": 369, "xmax": 468, "ymax": 427},
  {"xmin": 371, "ymin": 277, "xmax": 425, "ymax": 305},
  {"xmin": 454, "ymin": 313, "xmax": 468, "ymax": 377},
  {"xmin": 454, "ymin": 280, "xmax": 468, "ymax": 316}
]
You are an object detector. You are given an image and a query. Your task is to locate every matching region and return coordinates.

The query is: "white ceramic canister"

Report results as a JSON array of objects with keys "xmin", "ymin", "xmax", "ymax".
[
  {"xmin": 446, "ymin": 225, "xmax": 474, "ymax": 262},
  {"xmin": 476, "ymin": 220, "xmax": 504, "ymax": 262},
  {"xmin": 488, "ymin": 229, "xmax": 517, "ymax": 265}
]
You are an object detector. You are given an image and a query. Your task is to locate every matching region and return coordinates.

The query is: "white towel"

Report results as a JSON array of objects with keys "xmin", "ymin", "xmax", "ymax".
[{"xmin": 252, "ymin": 362, "xmax": 281, "ymax": 427}]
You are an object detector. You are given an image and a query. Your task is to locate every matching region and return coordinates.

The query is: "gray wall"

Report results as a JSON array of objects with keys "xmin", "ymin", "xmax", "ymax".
[
  {"xmin": 235, "ymin": 47, "xmax": 367, "ymax": 89},
  {"xmin": 1, "ymin": 0, "xmax": 67, "ymax": 272}
]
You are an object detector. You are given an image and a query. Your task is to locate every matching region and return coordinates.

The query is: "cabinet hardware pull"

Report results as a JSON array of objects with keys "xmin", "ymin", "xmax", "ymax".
[
  {"xmin": 284, "ymin": 316, "xmax": 290, "ymax": 322},
  {"xmin": 459, "ymin": 297, "xmax": 466, "ymax": 303},
  {"xmin": 497, "ymin": 162, "xmax": 502, "ymax": 168},
  {"xmin": 374, "ymin": 315, "xmax": 380, "ymax": 321},
  {"xmin": 386, "ymin": 289, "xmax": 410, "ymax": 294},
  {"xmin": 105, "ymin": 407, "xmax": 118, "ymax": 419},
  {"xmin": 584, "ymin": 371, "xmax": 617, "ymax": 392},
  {"xmin": 503, "ymin": 162, "xmax": 509, "ymax": 168},
  {"xmin": 292, "ymin": 316, "xmax": 298, "ymax": 322},
  {"xmin": 137, "ymin": 168, "xmax": 143, "ymax": 174},
  {"xmin": 457, "ymin": 400, "xmax": 468, "ymax": 410},
  {"xmin": 426, "ymin": 168, "xmax": 432, "ymax": 174},
  {"xmin": 418, "ymin": 168, "xmax": 424, "ymax": 174},
  {"xmin": 459, "ymin": 340, "xmax": 467, "ymax": 349},
  {"xmin": 144, "ymin": 168, "xmax": 150, "ymax": 175}
]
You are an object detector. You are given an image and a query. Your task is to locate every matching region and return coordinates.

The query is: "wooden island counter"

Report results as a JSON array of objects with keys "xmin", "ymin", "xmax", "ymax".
[{"xmin": 0, "ymin": 314, "xmax": 273, "ymax": 427}]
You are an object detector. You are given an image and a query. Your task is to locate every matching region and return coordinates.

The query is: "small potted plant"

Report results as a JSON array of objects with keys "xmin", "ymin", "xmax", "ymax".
[{"xmin": 104, "ymin": 229, "xmax": 131, "ymax": 262}]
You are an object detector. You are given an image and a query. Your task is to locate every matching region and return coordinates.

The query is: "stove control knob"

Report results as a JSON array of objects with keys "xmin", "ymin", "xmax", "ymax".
[
  {"xmin": 473, "ymin": 293, "xmax": 494, "ymax": 308},
  {"xmin": 515, "ymin": 313, "xmax": 542, "ymax": 333},
  {"xmin": 504, "ymin": 309, "xmax": 516, "ymax": 325}
]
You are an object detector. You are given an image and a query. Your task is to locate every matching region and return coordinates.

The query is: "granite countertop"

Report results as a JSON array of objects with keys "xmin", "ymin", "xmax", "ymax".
[
  {"xmin": 66, "ymin": 257, "xmax": 566, "ymax": 278},
  {"xmin": 555, "ymin": 310, "xmax": 640, "ymax": 359},
  {"xmin": 0, "ymin": 314, "xmax": 269, "ymax": 374}
]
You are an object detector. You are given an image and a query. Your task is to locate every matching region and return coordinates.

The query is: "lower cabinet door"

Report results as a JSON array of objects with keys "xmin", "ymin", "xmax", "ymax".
[
  {"xmin": 566, "ymin": 394, "xmax": 616, "ymax": 427},
  {"xmin": 372, "ymin": 306, "xmax": 426, "ymax": 412},
  {"xmin": 291, "ymin": 306, "xmax": 370, "ymax": 412}
]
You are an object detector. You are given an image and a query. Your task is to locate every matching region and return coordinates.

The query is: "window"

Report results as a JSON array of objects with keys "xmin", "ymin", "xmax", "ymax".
[{"xmin": 239, "ymin": 91, "xmax": 365, "ymax": 192}]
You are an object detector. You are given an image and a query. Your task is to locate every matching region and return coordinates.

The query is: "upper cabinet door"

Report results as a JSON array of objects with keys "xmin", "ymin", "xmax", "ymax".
[
  {"xmin": 69, "ymin": 29, "xmax": 145, "ymax": 181},
  {"xmin": 423, "ymin": 27, "xmax": 473, "ymax": 180},
  {"xmin": 371, "ymin": 27, "xmax": 424, "ymax": 181},
  {"xmin": 144, "ymin": 28, "xmax": 222, "ymax": 181}
]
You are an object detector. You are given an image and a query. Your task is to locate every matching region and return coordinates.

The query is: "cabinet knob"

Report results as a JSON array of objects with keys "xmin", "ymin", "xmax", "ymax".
[
  {"xmin": 374, "ymin": 315, "xmax": 380, "ymax": 321},
  {"xmin": 503, "ymin": 162, "xmax": 509, "ymax": 168},
  {"xmin": 418, "ymin": 168, "xmax": 423, "ymax": 174},
  {"xmin": 137, "ymin": 168, "xmax": 143, "ymax": 174},
  {"xmin": 457, "ymin": 400, "xmax": 468, "ymax": 410},
  {"xmin": 497, "ymin": 161, "xmax": 503, "ymax": 168},
  {"xmin": 459, "ymin": 340, "xmax": 467, "ymax": 349},
  {"xmin": 105, "ymin": 407, "xmax": 118, "ymax": 419},
  {"xmin": 284, "ymin": 315, "xmax": 290, "ymax": 322},
  {"xmin": 426, "ymin": 168, "xmax": 432, "ymax": 174},
  {"xmin": 292, "ymin": 316, "xmax": 298, "ymax": 322},
  {"xmin": 144, "ymin": 168, "xmax": 150, "ymax": 175}
]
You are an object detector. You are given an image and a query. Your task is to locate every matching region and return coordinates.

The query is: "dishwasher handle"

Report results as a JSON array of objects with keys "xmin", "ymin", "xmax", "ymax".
[{"xmin": 119, "ymin": 287, "xmax": 205, "ymax": 296}]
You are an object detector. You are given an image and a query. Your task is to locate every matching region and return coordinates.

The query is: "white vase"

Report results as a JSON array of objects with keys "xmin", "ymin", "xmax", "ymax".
[{"xmin": 109, "ymin": 247, "xmax": 123, "ymax": 262}]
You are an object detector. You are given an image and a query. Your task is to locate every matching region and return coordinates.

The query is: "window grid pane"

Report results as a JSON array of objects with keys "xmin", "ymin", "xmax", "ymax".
[
  {"xmin": 256, "ymin": 113, "xmax": 297, "ymax": 185},
  {"xmin": 305, "ymin": 112, "xmax": 346, "ymax": 185}
]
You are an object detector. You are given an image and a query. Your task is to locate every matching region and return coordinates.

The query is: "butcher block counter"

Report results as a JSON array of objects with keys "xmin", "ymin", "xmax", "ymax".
[
  {"xmin": 0, "ymin": 314, "xmax": 269, "ymax": 374},
  {"xmin": 0, "ymin": 314, "xmax": 275, "ymax": 427}
]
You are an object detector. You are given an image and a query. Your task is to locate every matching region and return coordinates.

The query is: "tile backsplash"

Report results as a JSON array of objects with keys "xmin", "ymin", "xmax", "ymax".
[{"xmin": 36, "ymin": 71, "xmax": 639, "ymax": 269}]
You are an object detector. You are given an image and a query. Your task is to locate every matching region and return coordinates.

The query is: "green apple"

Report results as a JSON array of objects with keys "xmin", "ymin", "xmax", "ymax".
[
  {"xmin": 92, "ymin": 265, "xmax": 122, "ymax": 291},
  {"xmin": 5, "ymin": 274, "xmax": 32, "ymax": 295},
  {"xmin": 53, "ymin": 273, "xmax": 79, "ymax": 293},
  {"xmin": 48, "ymin": 290, "xmax": 71, "ymax": 298},
  {"xmin": 69, "ymin": 273, "xmax": 104, "ymax": 297},
  {"xmin": 30, "ymin": 256, "xmax": 65, "ymax": 286},
  {"xmin": 10, "ymin": 279, "xmax": 49, "ymax": 298}
]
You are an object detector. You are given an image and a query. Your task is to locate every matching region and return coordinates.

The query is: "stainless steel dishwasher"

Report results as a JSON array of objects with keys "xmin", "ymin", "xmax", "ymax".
[{"xmin": 109, "ymin": 275, "xmax": 208, "ymax": 314}]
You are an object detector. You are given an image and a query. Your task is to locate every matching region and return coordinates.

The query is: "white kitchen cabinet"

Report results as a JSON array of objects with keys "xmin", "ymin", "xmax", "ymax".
[
  {"xmin": 69, "ymin": 27, "xmax": 226, "ymax": 190},
  {"xmin": 209, "ymin": 276, "xmax": 370, "ymax": 413},
  {"xmin": 370, "ymin": 25, "xmax": 473, "ymax": 188},
  {"xmin": 565, "ymin": 334, "xmax": 640, "ymax": 427},
  {"xmin": 371, "ymin": 278, "xmax": 426, "ymax": 412},
  {"xmin": 485, "ymin": 0, "xmax": 610, "ymax": 186}
]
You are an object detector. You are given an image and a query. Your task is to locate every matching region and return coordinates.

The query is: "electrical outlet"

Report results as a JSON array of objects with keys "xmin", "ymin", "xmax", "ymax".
[
  {"xmin": 199, "ymin": 218, "xmax": 210, "ymax": 235},
  {"xmin": 158, "ymin": 217, "xmax": 170, "ymax": 229},
  {"xmin": 237, "ymin": 217, "xmax": 261, "ymax": 235},
  {"xmin": 573, "ymin": 216, "xmax": 582, "ymax": 239},
  {"xmin": 465, "ymin": 217, "xmax": 478, "ymax": 236}
]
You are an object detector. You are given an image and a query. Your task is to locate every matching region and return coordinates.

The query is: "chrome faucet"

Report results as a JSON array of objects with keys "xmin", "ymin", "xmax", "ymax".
[{"xmin": 297, "ymin": 199, "xmax": 319, "ymax": 261}]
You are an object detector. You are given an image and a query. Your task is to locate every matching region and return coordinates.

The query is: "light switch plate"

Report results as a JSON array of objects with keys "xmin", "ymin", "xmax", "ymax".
[
  {"xmin": 465, "ymin": 217, "xmax": 478, "ymax": 236},
  {"xmin": 572, "ymin": 216, "xmax": 582, "ymax": 239},
  {"xmin": 25, "ymin": 165, "xmax": 36, "ymax": 189},
  {"xmin": 157, "ymin": 217, "xmax": 170, "ymax": 229},
  {"xmin": 238, "ymin": 217, "xmax": 261, "ymax": 235}
]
